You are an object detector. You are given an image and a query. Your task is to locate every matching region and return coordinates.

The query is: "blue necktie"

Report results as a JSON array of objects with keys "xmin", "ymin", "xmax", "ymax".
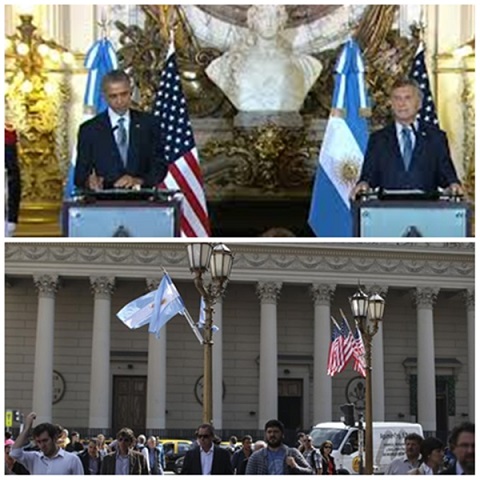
[
  {"xmin": 401, "ymin": 127, "xmax": 413, "ymax": 171},
  {"xmin": 117, "ymin": 117, "xmax": 128, "ymax": 166}
]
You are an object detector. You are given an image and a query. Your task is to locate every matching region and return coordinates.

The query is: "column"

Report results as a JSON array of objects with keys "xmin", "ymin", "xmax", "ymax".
[
  {"xmin": 365, "ymin": 285, "xmax": 388, "ymax": 422},
  {"xmin": 464, "ymin": 289, "xmax": 474, "ymax": 421},
  {"xmin": 146, "ymin": 278, "xmax": 167, "ymax": 430},
  {"xmin": 413, "ymin": 287, "xmax": 438, "ymax": 432},
  {"xmin": 212, "ymin": 296, "xmax": 224, "ymax": 429},
  {"xmin": 32, "ymin": 274, "xmax": 59, "ymax": 423},
  {"xmin": 88, "ymin": 276, "xmax": 115, "ymax": 429},
  {"xmin": 256, "ymin": 282, "xmax": 282, "ymax": 429},
  {"xmin": 310, "ymin": 284, "xmax": 335, "ymax": 423}
]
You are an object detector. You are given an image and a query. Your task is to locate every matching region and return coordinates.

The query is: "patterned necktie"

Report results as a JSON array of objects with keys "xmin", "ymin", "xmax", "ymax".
[
  {"xmin": 401, "ymin": 126, "xmax": 413, "ymax": 171},
  {"xmin": 117, "ymin": 117, "xmax": 128, "ymax": 166}
]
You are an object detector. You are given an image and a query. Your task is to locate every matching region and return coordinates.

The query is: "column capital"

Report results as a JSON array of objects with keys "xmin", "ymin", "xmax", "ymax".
[
  {"xmin": 33, "ymin": 274, "xmax": 59, "ymax": 298},
  {"xmin": 412, "ymin": 287, "xmax": 439, "ymax": 307},
  {"xmin": 256, "ymin": 282, "xmax": 282, "ymax": 304},
  {"xmin": 90, "ymin": 276, "xmax": 115, "ymax": 298},
  {"xmin": 464, "ymin": 289, "xmax": 474, "ymax": 310},
  {"xmin": 310, "ymin": 284, "xmax": 336, "ymax": 306},
  {"xmin": 146, "ymin": 278, "xmax": 161, "ymax": 292},
  {"xmin": 364, "ymin": 284, "xmax": 389, "ymax": 297}
]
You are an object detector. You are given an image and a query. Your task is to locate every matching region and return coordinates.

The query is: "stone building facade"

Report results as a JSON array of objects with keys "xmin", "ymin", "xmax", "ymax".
[{"xmin": 5, "ymin": 242, "xmax": 474, "ymax": 441}]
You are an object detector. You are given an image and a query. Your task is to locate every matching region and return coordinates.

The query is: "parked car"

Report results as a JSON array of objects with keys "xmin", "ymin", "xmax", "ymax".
[{"xmin": 158, "ymin": 439, "xmax": 193, "ymax": 472}]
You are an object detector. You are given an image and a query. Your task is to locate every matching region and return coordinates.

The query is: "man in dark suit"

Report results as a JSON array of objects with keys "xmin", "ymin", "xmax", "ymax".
[
  {"xmin": 441, "ymin": 422, "xmax": 474, "ymax": 475},
  {"xmin": 5, "ymin": 124, "xmax": 21, "ymax": 236},
  {"xmin": 74, "ymin": 70, "xmax": 168, "ymax": 190},
  {"xmin": 181, "ymin": 424, "xmax": 233, "ymax": 475},
  {"xmin": 351, "ymin": 78, "xmax": 463, "ymax": 198},
  {"xmin": 78, "ymin": 438, "xmax": 102, "ymax": 474}
]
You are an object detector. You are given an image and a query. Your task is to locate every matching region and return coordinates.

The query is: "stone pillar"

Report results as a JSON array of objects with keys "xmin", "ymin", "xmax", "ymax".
[
  {"xmin": 146, "ymin": 278, "xmax": 167, "ymax": 430},
  {"xmin": 32, "ymin": 274, "xmax": 59, "ymax": 423},
  {"xmin": 256, "ymin": 282, "xmax": 282, "ymax": 429},
  {"xmin": 464, "ymin": 289, "xmax": 474, "ymax": 422},
  {"xmin": 310, "ymin": 284, "xmax": 335, "ymax": 423},
  {"xmin": 413, "ymin": 287, "xmax": 438, "ymax": 432},
  {"xmin": 88, "ymin": 276, "xmax": 115, "ymax": 429},
  {"xmin": 212, "ymin": 296, "xmax": 224, "ymax": 429},
  {"xmin": 365, "ymin": 285, "xmax": 388, "ymax": 422}
]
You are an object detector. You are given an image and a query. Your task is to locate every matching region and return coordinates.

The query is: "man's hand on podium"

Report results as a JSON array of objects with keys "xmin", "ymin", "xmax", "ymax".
[
  {"xmin": 446, "ymin": 183, "xmax": 464, "ymax": 197},
  {"xmin": 88, "ymin": 171, "xmax": 104, "ymax": 191},
  {"xmin": 114, "ymin": 175, "xmax": 144, "ymax": 189},
  {"xmin": 350, "ymin": 181, "xmax": 370, "ymax": 201}
]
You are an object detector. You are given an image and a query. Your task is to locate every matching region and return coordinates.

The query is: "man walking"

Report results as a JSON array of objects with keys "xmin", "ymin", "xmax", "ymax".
[
  {"xmin": 101, "ymin": 427, "xmax": 148, "ymax": 474},
  {"xmin": 441, "ymin": 422, "xmax": 475, "ymax": 475},
  {"xmin": 9, "ymin": 412, "xmax": 84, "ymax": 474},
  {"xmin": 245, "ymin": 419, "xmax": 313, "ymax": 475},
  {"xmin": 181, "ymin": 424, "xmax": 233, "ymax": 474},
  {"xmin": 385, "ymin": 433, "xmax": 423, "ymax": 474}
]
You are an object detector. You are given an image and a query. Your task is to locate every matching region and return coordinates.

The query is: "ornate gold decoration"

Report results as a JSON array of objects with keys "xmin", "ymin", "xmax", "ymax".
[
  {"xmin": 460, "ymin": 51, "xmax": 475, "ymax": 232},
  {"xmin": 115, "ymin": 6, "xmax": 230, "ymax": 116},
  {"xmin": 5, "ymin": 13, "xmax": 73, "ymax": 235},
  {"xmin": 336, "ymin": 156, "xmax": 361, "ymax": 187},
  {"xmin": 202, "ymin": 123, "xmax": 318, "ymax": 196}
]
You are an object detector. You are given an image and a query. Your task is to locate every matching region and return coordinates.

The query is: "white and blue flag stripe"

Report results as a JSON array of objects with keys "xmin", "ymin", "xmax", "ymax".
[{"xmin": 309, "ymin": 39, "xmax": 370, "ymax": 237}]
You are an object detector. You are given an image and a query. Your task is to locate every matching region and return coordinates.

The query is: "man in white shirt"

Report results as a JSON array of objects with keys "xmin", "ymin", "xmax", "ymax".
[
  {"xmin": 385, "ymin": 433, "xmax": 423, "ymax": 475},
  {"xmin": 9, "ymin": 411, "xmax": 84, "ymax": 475}
]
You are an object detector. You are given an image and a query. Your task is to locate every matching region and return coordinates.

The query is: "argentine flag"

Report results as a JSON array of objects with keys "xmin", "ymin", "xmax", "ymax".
[
  {"xmin": 117, "ymin": 289, "xmax": 156, "ymax": 329},
  {"xmin": 149, "ymin": 273, "xmax": 186, "ymax": 338},
  {"xmin": 309, "ymin": 39, "xmax": 370, "ymax": 237},
  {"xmin": 64, "ymin": 38, "xmax": 118, "ymax": 198}
]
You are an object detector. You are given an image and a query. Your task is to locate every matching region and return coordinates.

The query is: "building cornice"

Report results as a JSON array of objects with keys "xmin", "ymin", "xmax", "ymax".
[{"xmin": 5, "ymin": 243, "xmax": 474, "ymax": 290}]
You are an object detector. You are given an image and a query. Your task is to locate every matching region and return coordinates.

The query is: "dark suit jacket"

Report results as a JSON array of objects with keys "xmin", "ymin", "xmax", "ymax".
[
  {"xmin": 74, "ymin": 109, "xmax": 168, "ymax": 189},
  {"xmin": 78, "ymin": 449, "xmax": 102, "ymax": 475},
  {"xmin": 100, "ymin": 450, "xmax": 149, "ymax": 474},
  {"xmin": 359, "ymin": 122, "xmax": 459, "ymax": 192},
  {"xmin": 181, "ymin": 445, "xmax": 233, "ymax": 475},
  {"xmin": 5, "ymin": 127, "xmax": 21, "ymax": 223}
]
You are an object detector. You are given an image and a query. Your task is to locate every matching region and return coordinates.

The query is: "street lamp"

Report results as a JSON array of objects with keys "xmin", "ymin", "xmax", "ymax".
[
  {"xmin": 350, "ymin": 288, "xmax": 385, "ymax": 475},
  {"xmin": 187, "ymin": 243, "xmax": 233, "ymax": 425}
]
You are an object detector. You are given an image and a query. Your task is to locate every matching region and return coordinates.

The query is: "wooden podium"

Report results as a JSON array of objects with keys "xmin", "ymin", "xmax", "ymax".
[{"xmin": 62, "ymin": 190, "xmax": 182, "ymax": 237}]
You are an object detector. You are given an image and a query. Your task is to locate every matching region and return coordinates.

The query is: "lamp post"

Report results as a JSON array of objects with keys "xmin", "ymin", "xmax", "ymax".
[
  {"xmin": 350, "ymin": 288, "xmax": 385, "ymax": 475},
  {"xmin": 187, "ymin": 243, "xmax": 233, "ymax": 425}
]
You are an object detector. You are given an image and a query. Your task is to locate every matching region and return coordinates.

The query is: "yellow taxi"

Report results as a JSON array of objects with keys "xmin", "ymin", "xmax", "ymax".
[{"xmin": 158, "ymin": 438, "xmax": 193, "ymax": 471}]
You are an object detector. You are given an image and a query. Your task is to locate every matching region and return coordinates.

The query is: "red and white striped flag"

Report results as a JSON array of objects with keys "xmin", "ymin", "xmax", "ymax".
[
  {"xmin": 327, "ymin": 321, "xmax": 343, "ymax": 376},
  {"xmin": 352, "ymin": 323, "xmax": 367, "ymax": 377},
  {"xmin": 338, "ymin": 314, "xmax": 354, "ymax": 373},
  {"xmin": 152, "ymin": 42, "xmax": 210, "ymax": 237}
]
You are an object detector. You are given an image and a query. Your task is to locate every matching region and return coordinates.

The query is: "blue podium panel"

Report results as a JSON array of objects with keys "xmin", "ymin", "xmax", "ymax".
[
  {"xmin": 64, "ymin": 201, "xmax": 180, "ymax": 237},
  {"xmin": 353, "ymin": 200, "xmax": 471, "ymax": 237}
]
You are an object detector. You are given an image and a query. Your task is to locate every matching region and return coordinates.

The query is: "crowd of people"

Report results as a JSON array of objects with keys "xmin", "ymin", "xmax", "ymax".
[{"xmin": 4, "ymin": 412, "xmax": 475, "ymax": 475}]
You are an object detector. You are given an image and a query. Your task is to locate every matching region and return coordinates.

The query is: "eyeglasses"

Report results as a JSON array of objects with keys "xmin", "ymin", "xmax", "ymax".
[
  {"xmin": 324, "ymin": 446, "xmax": 332, "ymax": 450},
  {"xmin": 118, "ymin": 437, "xmax": 131, "ymax": 443},
  {"xmin": 197, "ymin": 435, "xmax": 211, "ymax": 439}
]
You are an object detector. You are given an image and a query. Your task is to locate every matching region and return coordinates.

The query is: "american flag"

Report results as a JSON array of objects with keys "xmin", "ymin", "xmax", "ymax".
[
  {"xmin": 409, "ymin": 42, "xmax": 439, "ymax": 127},
  {"xmin": 338, "ymin": 315, "xmax": 354, "ymax": 373},
  {"xmin": 327, "ymin": 322, "xmax": 343, "ymax": 376},
  {"xmin": 352, "ymin": 323, "xmax": 367, "ymax": 378},
  {"xmin": 152, "ymin": 43, "xmax": 210, "ymax": 237}
]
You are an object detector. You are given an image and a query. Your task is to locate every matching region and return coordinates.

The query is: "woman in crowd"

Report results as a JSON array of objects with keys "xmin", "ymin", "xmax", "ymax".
[
  {"xmin": 408, "ymin": 437, "xmax": 445, "ymax": 475},
  {"xmin": 319, "ymin": 440, "xmax": 337, "ymax": 474}
]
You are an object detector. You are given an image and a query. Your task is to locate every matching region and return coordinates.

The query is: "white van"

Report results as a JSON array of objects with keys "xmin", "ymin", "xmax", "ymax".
[{"xmin": 309, "ymin": 422, "xmax": 423, "ymax": 474}]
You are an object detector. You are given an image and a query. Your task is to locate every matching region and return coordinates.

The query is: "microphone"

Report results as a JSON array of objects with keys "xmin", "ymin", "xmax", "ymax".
[{"xmin": 112, "ymin": 125, "xmax": 119, "ymax": 133}]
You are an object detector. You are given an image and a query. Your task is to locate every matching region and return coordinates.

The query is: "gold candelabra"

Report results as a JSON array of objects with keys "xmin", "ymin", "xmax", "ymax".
[{"xmin": 5, "ymin": 13, "xmax": 74, "ymax": 236}]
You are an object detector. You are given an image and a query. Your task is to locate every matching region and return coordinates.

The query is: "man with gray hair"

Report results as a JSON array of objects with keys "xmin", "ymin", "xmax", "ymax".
[{"xmin": 352, "ymin": 78, "xmax": 462, "ymax": 199}]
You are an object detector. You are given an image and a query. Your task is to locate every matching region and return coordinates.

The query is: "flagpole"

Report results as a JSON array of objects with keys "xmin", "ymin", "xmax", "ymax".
[{"xmin": 183, "ymin": 308, "xmax": 204, "ymax": 345}]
